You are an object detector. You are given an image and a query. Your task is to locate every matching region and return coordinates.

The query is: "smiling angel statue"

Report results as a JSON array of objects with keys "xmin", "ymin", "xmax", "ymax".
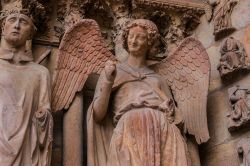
[{"xmin": 52, "ymin": 19, "xmax": 210, "ymax": 166}]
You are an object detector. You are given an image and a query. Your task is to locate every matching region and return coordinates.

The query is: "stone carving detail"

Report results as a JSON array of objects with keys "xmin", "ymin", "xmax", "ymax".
[
  {"xmin": 213, "ymin": 0, "xmax": 238, "ymax": 40},
  {"xmin": 227, "ymin": 86, "xmax": 250, "ymax": 131},
  {"xmin": 55, "ymin": 0, "xmax": 89, "ymax": 41},
  {"xmin": 131, "ymin": 0, "xmax": 212, "ymax": 56},
  {"xmin": 55, "ymin": 0, "xmax": 212, "ymax": 61},
  {"xmin": 0, "ymin": 11, "xmax": 53, "ymax": 166},
  {"xmin": 217, "ymin": 37, "xmax": 249, "ymax": 77},
  {"xmin": 237, "ymin": 138, "xmax": 250, "ymax": 166},
  {"xmin": 51, "ymin": 19, "xmax": 210, "ymax": 165},
  {"xmin": 1, "ymin": 0, "xmax": 53, "ymax": 40},
  {"xmin": 52, "ymin": 19, "xmax": 116, "ymax": 111}
]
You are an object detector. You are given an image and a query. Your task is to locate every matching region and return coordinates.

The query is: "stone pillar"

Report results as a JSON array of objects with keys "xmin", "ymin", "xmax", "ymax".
[
  {"xmin": 63, "ymin": 94, "xmax": 83, "ymax": 166},
  {"xmin": 187, "ymin": 136, "xmax": 201, "ymax": 166}
]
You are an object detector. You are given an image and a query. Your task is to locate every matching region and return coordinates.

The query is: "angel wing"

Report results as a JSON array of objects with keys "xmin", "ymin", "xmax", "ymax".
[
  {"xmin": 52, "ymin": 19, "xmax": 116, "ymax": 112},
  {"xmin": 154, "ymin": 37, "xmax": 210, "ymax": 144}
]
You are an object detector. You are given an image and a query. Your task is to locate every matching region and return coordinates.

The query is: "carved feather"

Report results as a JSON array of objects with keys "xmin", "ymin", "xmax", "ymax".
[
  {"xmin": 52, "ymin": 19, "xmax": 116, "ymax": 112},
  {"xmin": 154, "ymin": 37, "xmax": 210, "ymax": 144}
]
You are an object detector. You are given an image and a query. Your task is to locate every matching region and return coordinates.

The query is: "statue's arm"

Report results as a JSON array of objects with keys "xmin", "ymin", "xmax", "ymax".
[
  {"xmin": 160, "ymin": 78, "xmax": 184, "ymax": 126},
  {"xmin": 93, "ymin": 61, "xmax": 116, "ymax": 122},
  {"xmin": 34, "ymin": 68, "xmax": 53, "ymax": 147}
]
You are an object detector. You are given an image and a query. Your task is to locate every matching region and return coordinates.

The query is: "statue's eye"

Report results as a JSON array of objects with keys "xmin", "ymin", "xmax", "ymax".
[
  {"xmin": 19, "ymin": 18, "xmax": 28, "ymax": 25},
  {"xmin": 19, "ymin": 19, "xmax": 28, "ymax": 25},
  {"xmin": 138, "ymin": 35, "xmax": 146, "ymax": 40},
  {"xmin": 128, "ymin": 34, "xmax": 134, "ymax": 39},
  {"xmin": 7, "ymin": 17, "xmax": 17, "ymax": 23}
]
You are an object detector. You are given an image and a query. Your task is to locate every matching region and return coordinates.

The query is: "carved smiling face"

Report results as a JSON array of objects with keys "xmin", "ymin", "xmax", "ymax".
[
  {"xmin": 127, "ymin": 26, "xmax": 149, "ymax": 57},
  {"xmin": 2, "ymin": 13, "xmax": 33, "ymax": 47}
]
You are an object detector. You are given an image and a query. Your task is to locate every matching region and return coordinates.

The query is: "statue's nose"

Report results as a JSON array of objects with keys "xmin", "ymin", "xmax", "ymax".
[{"xmin": 14, "ymin": 20, "xmax": 21, "ymax": 29}]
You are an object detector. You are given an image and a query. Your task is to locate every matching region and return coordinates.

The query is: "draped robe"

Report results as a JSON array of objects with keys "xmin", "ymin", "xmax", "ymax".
[
  {"xmin": 87, "ymin": 63, "xmax": 189, "ymax": 166},
  {"xmin": 0, "ymin": 49, "xmax": 53, "ymax": 166}
]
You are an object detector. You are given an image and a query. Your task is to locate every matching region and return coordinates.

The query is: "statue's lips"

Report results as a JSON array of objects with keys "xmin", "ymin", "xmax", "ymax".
[
  {"xmin": 11, "ymin": 32, "xmax": 20, "ymax": 35},
  {"xmin": 128, "ymin": 44, "xmax": 139, "ymax": 49}
]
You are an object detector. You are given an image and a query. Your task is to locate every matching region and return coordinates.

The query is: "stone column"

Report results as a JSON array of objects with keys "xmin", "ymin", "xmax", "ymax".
[{"xmin": 63, "ymin": 94, "xmax": 83, "ymax": 166}]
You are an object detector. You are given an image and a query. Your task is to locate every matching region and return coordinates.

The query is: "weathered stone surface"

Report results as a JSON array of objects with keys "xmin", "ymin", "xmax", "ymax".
[
  {"xmin": 242, "ymin": 26, "xmax": 250, "ymax": 63},
  {"xmin": 206, "ymin": 44, "xmax": 222, "ymax": 92},
  {"xmin": 231, "ymin": 0, "xmax": 250, "ymax": 30},
  {"xmin": 201, "ymin": 140, "xmax": 239, "ymax": 166},
  {"xmin": 206, "ymin": 90, "xmax": 231, "ymax": 147},
  {"xmin": 194, "ymin": 15, "xmax": 215, "ymax": 49}
]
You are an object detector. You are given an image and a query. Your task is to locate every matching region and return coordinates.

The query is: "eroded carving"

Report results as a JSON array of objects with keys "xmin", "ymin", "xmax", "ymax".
[
  {"xmin": 227, "ymin": 86, "xmax": 250, "ymax": 131},
  {"xmin": 55, "ymin": 0, "xmax": 91, "ymax": 40},
  {"xmin": 237, "ymin": 138, "xmax": 250, "ymax": 166},
  {"xmin": 0, "ymin": 11, "xmax": 53, "ymax": 166},
  {"xmin": 213, "ymin": 0, "xmax": 238, "ymax": 40},
  {"xmin": 217, "ymin": 37, "xmax": 249, "ymax": 77},
  {"xmin": 55, "ymin": 0, "xmax": 212, "ymax": 61}
]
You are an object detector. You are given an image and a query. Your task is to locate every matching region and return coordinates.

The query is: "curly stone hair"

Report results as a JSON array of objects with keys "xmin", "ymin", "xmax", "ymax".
[
  {"xmin": 1, "ymin": 10, "xmax": 37, "ymax": 39},
  {"xmin": 122, "ymin": 19, "xmax": 161, "ymax": 56}
]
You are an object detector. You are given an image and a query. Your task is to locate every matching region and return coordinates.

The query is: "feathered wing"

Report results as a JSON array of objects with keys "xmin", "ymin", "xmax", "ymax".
[
  {"xmin": 52, "ymin": 19, "xmax": 116, "ymax": 112},
  {"xmin": 154, "ymin": 37, "xmax": 210, "ymax": 144}
]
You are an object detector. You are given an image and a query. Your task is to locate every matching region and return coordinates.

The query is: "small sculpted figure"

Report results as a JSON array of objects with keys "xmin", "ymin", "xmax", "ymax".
[
  {"xmin": 52, "ymin": 18, "xmax": 210, "ymax": 166},
  {"xmin": 0, "ymin": 11, "xmax": 53, "ymax": 166},
  {"xmin": 227, "ymin": 86, "xmax": 250, "ymax": 131},
  {"xmin": 237, "ymin": 138, "xmax": 250, "ymax": 166},
  {"xmin": 213, "ymin": 0, "xmax": 238, "ymax": 40},
  {"xmin": 217, "ymin": 37, "xmax": 248, "ymax": 76}
]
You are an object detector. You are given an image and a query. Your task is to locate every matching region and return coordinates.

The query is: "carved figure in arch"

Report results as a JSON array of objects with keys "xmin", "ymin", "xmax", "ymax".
[
  {"xmin": 227, "ymin": 85, "xmax": 250, "ymax": 131},
  {"xmin": 0, "ymin": 11, "xmax": 53, "ymax": 166},
  {"xmin": 52, "ymin": 18, "xmax": 210, "ymax": 165},
  {"xmin": 237, "ymin": 138, "xmax": 250, "ymax": 166},
  {"xmin": 213, "ymin": 0, "xmax": 238, "ymax": 40},
  {"xmin": 217, "ymin": 37, "xmax": 249, "ymax": 77}
]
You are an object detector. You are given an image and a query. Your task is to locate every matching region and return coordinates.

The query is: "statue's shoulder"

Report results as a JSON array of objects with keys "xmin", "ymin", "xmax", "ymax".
[
  {"xmin": 27, "ymin": 62, "xmax": 50, "ymax": 76},
  {"xmin": 116, "ymin": 63, "xmax": 128, "ymax": 75}
]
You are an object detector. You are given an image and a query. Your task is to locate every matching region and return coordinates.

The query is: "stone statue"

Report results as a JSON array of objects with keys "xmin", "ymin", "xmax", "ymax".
[
  {"xmin": 217, "ymin": 37, "xmax": 249, "ymax": 77},
  {"xmin": 227, "ymin": 85, "xmax": 250, "ymax": 131},
  {"xmin": 52, "ymin": 19, "xmax": 210, "ymax": 165},
  {"xmin": 0, "ymin": 11, "xmax": 53, "ymax": 166},
  {"xmin": 88, "ymin": 19, "xmax": 211, "ymax": 166},
  {"xmin": 213, "ymin": 0, "xmax": 238, "ymax": 40}
]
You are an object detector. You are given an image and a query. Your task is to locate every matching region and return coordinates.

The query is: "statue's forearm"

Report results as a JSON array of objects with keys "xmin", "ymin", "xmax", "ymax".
[{"xmin": 93, "ymin": 73, "xmax": 114, "ymax": 122}]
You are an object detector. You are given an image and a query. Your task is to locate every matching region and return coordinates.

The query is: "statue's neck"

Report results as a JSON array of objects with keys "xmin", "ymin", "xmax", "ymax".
[
  {"xmin": 127, "ymin": 53, "xmax": 147, "ymax": 68},
  {"xmin": 1, "ymin": 39, "xmax": 27, "ymax": 64}
]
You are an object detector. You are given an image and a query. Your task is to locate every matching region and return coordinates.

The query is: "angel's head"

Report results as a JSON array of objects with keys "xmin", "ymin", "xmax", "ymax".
[{"xmin": 122, "ymin": 19, "xmax": 160, "ymax": 58}]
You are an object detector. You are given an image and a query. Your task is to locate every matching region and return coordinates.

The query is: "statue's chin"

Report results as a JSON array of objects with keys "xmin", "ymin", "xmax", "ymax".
[{"xmin": 5, "ymin": 37, "xmax": 24, "ymax": 47}]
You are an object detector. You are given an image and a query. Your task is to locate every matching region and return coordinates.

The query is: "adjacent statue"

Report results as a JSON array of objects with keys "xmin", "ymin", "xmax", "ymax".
[
  {"xmin": 52, "ymin": 19, "xmax": 210, "ymax": 165},
  {"xmin": 0, "ymin": 11, "xmax": 53, "ymax": 166},
  {"xmin": 227, "ymin": 85, "xmax": 250, "ymax": 131},
  {"xmin": 213, "ymin": 0, "xmax": 238, "ymax": 40},
  {"xmin": 217, "ymin": 37, "xmax": 249, "ymax": 77}
]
